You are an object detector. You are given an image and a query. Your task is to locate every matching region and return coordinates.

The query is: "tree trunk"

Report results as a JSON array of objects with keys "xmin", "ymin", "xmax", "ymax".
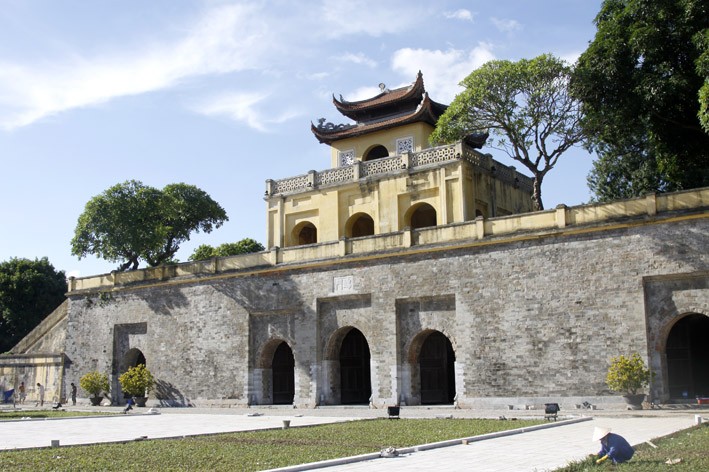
[{"xmin": 532, "ymin": 176, "xmax": 544, "ymax": 211}]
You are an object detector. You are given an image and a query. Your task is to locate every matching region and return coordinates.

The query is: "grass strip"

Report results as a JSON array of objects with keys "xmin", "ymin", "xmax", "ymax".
[
  {"xmin": 0, "ymin": 417, "xmax": 541, "ymax": 471},
  {"xmin": 0, "ymin": 409, "xmax": 113, "ymax": 420}
]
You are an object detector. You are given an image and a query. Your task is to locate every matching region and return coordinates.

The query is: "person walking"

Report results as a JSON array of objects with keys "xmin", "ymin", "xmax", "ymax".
[
  {"xmin": 36, "ymin": 383, "xmax": 45, "ymax": 407},
  {"xmin": 18, "ymin": 382, "xmax": 26, "ymax": 404},
  {"xmin": 70, "ymin": 382, "xmax": 77, "ymax": 406}
]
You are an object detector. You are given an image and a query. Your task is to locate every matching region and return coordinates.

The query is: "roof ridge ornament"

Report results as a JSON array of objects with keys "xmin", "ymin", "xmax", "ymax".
[{"xmin": 315, "ymin": 118, "xmax": 356, "ymax": 131}]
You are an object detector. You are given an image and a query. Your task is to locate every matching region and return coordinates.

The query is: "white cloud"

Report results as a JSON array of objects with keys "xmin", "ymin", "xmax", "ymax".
[
  {"xmin": 391, "ymin": 44, "xmax": 496, "ymax": 103},
  {"xmin": 191, "ymin": 91, "xmax": 301, "ymax": 131},
  {"xmin": 320, "ymin": 0, "xmax": 427, "ymax": 38},
  {"xmin": 444, "ymin": 9, "xmax": 475, "ymax": 22},
  {"xmin": 0, "ymin": 3, "xmax": 272, "ymax": 130},
  {"xmin": 491, "ymin": 17, "xmax": 522, "ymax": 33},
  {"xmin": 336, "ymin": 52, "xmax": 377, "ymax": 68}
]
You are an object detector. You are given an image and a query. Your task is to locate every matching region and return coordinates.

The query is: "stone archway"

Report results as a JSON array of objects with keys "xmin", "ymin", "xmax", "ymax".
[
  {"xmin": 408, "ymin": 330, "xmax": 456, "ymax": 405},
  {"xmin": 406, "ymin": 203, "xmax": 437, "ymax": 229},
  {"xmin": 666, "ymin": 313, "xmax": 709, "ymax": 399},
  {"xmin": 323, "ymin": 327, "xmax": 371, "ymax": 405},
  {"xmin": 272, "ymin": 342, "xmax": 295, "ymax": 405},
  {"xmin": 345, "ymin": 213, "xmax": 375, "ymax": 238},
  {"xmin": 340, "ymin": 329, "xmax": 371, "ymax": 404}
]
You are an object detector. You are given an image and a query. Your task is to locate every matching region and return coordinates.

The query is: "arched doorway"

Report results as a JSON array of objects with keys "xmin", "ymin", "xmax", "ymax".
[
  {"xmin": 122, "ymin": 348, "xmax": 146, "ymax": 371},
  {"xmin": 339, "ymin": 328, "xmax": 371, "ymax": 404},
  {"xmin": 666, "ymin": 314, "xmax": 709, "ymax": 399},
  {"xmin": 363, "ymin": 145, "xmax": 389, "ymax": 161},
  {"xmin": 346, "ymin": 213, "xmax": 375, "ymax": 238},
  {"xmin": 419, "ymin": 331, "xmax": 455, "ymax": 405},
  {"xmin": 292, "ymin": 221, "xmax": 317, "ymax": 245},
  {"xmin": 272, "ymin": 342, "xmax": 295, "ymax": 405},
  {"xmin": 408, "ymin": 203, "xmax": 437, "ymax": 229}
]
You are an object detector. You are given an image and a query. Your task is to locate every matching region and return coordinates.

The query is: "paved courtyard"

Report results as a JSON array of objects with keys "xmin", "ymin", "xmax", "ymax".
[{"xmin": 0, "ymin": 405, "xmax": 703, "ymax": 471}]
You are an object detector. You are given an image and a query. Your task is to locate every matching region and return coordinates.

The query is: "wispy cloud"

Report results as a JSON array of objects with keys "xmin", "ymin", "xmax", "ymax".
[
  {"xmin": 320, "ymin": 0, "xmax": 427, "ymax": 38},
  {"xmin": 336, "ymin": 52, "xmax": 377, "ymax": 68},
  {"xmin": 0, "ymin": 3, "xmax": 271, "ymax": 130},
  {"xmin": 191, "ymin": 91, "xmax": 301, "ymax": 131},
  {"xmin": 491, "ymin": 17, "xmax": 522, "ymax": 33},
  {"xmin": 391, "ymin": 44, "xmax": 496, "ymax": 103},
  {"xmin": 443, "ymin": 9, "xmax": 475, "ymax": 22}
]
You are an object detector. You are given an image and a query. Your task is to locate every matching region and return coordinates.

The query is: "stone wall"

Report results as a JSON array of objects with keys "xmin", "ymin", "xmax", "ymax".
[{"xmin": 60, "ymin": 210, "xmax": 709, "ymax": 408}]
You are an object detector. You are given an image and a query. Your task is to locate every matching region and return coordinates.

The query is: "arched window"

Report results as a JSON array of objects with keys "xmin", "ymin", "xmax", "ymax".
[
  {"xmin": 292, "ymin": 221, "xmax": 317, "ymax": 246},
  {"xmin": 346, "ymin": 213, "xmax": 375, "ymax": 238},
  {"xmin": 407, "ymin": 203, "xmax": 437, "ymax": 229},
  {"xmin": 363, "ymin": 145, "xmax": 389, "ymax": 161}
]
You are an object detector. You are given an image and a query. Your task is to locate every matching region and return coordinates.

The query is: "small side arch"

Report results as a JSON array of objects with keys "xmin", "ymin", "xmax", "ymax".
[
  {"xmin": 291, "ymin": 221, "xmax": 317, "ymax": 246},
  {"xmin": 345, "ymin": 212, "xmax": 375, "ymax": 238},
  {"xmin": 256, "ymin": 338, "xmax": 295, "ymax": 405},
  {"xmin": 405, "ymin": 203, "xmax": 437, "ymax": 229}
]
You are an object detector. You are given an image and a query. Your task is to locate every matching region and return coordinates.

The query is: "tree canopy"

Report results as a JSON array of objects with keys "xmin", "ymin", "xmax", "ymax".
[
  {"xmin": 72, "ymin": 180, "xmax": 228, "ymax": 270},
  {"xmin": 573, "ymin": 0, "xmax": 709, "ymax": 201},
  {"xmin": 189, "ymin": 238, "xmax": 265, "ymax": 261},
  {"xmin": 430, "ymin": 54, "xmax": 584, "ymax": 211},
  {"xmin": 0, "ymin": 257, "xmax": 67, "ymax": 353}
]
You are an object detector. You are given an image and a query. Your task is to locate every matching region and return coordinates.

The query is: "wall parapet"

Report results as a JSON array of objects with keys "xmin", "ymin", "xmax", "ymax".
[
  {"xmin": 265, "ymin": 142, "xmax": 534, "ymax": 197},
  {"xmin": 68, "ymin": 187, "xmax": 709, "ymax": 294}
]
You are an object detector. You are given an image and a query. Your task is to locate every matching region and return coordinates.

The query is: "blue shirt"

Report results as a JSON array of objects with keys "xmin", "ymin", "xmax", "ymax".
[{"xmin": 598, "ymin": 433, "xmax": 634, "ymax": 464}]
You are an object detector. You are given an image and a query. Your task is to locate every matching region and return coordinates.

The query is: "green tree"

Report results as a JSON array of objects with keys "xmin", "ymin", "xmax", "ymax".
[
  {"xmin": 430, "ymin": 54, "xmax": 584, "ymax": 210},
  {"xmin": 72, "ymin": 180, "xmax": 228, "ymax": 271},
  {"xmin": 573, "ymin": 0, "xmax": 709, "ymax": 201},
  {"xmin": 0, "ymin": 257, "xmax": 67, "ymax": 353},
  {"xmin": 189, "ymin": 238, "xmax": 265, "ymax": 261}
]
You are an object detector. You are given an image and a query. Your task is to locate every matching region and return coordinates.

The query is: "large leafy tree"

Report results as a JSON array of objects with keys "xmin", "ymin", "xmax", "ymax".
[
  {"xmin": 0, "ymin": 258, "xmax": 67, "ymax": 353},
  {"xmin": 189, "ymin": 238, "xmax": 265, "ymax": 261},
  {"xmin": 430, "ymin": 54, "xmax": 584, "ymax": 211},
  {"xmin": 72, "ymin": 181, "xmax": 228, "ymax": 270},
  {"xmin": 573, "ymin": 0, "xmax": 709, "ymax": 201}
]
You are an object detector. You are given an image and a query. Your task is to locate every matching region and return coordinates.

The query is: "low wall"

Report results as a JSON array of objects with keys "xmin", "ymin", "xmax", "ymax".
[{"xmin": 68, "ymin": 187, "xmax": 709, "ymax": 294}]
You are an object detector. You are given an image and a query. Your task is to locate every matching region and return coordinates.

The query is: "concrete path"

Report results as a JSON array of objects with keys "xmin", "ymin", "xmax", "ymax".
[{"xmin": 0, "ymin": 410, "xmax": 359, "ymax": 450}]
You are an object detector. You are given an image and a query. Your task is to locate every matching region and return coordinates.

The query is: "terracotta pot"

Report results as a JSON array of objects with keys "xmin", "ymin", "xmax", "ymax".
[
  {"xmin": 133, "ymin": 396, "xmax": 148, "ymax": 407},
  {"xmin": 89, "ymin": 396, "xmax": 103, "ymax": 406}
]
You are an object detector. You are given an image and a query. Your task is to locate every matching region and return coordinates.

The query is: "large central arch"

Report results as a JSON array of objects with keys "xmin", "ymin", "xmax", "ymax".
[
  {"xmin": 409, "ymin": 330, "xmax": 456, "ymax": 405},
  {"xmin": 666, "ymin": 314, "xmax": 709, "ymax": 399},
  {"xmin": 332, "ymin": 328, "xmax": 371, "ymax": 405}
]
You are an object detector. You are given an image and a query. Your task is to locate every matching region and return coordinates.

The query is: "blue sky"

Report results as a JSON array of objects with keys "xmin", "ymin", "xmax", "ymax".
[{"xmin": 0, "ymin": 0, "xmax": 603, "ymax": 278}]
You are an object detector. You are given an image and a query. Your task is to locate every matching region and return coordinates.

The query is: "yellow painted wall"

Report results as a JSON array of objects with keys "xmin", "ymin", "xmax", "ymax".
[{"xmin": 329, "ymin": 122, "xmax": 435, "ymax": 167}]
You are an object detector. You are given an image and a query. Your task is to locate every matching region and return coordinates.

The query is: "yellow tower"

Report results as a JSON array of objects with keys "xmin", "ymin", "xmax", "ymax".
[{"xmin": 265, "ymin": 72, "xmax": 534, "ymax": 249}]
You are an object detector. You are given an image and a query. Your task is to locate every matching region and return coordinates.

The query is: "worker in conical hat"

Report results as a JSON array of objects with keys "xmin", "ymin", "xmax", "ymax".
[{"xmin": 592, "ymin": 426, "xmax": 634, "ymax": 464}]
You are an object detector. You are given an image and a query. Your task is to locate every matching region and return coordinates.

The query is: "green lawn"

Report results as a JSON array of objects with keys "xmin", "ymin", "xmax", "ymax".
[
  {"xmin": 0, "ymin": 417, "xmax": 541, "ymax": 471},
  {"xmin": 0, "ymin": 409, "xmax": 113, "ymax": 420},
  {"xmin": 555, "ymin": 423, "xmax": 709, "ymax": 471}
]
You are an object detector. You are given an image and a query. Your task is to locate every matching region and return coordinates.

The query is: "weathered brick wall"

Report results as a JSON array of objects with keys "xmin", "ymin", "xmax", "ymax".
[{"xmin": 62, "ymin": 216, "xmax": 709, "ymax": 408}]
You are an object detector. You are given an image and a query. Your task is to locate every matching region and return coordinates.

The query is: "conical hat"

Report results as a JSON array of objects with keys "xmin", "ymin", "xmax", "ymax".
[{"xmin": 592, "ymin": 427, "xmax": 611, "ymax": 442}]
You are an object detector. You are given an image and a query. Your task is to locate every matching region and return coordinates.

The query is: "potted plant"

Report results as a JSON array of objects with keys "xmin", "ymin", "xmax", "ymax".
[
  {"xmin": 79, "ymin": 371, "xmax": 109, "ymax": 406},
  {"xmin": 606, "ymin": 353, "xmax": 652, "ymax": 409},
  {"xmin": 118, "ymin": 364, "xmax": 154, "ymax": 407}
]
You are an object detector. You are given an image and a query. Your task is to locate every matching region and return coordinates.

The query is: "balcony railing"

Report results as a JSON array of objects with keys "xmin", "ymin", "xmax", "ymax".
[{"xmin": 266, "ymin": 142, "xmax": 534, "ymax": 197}]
